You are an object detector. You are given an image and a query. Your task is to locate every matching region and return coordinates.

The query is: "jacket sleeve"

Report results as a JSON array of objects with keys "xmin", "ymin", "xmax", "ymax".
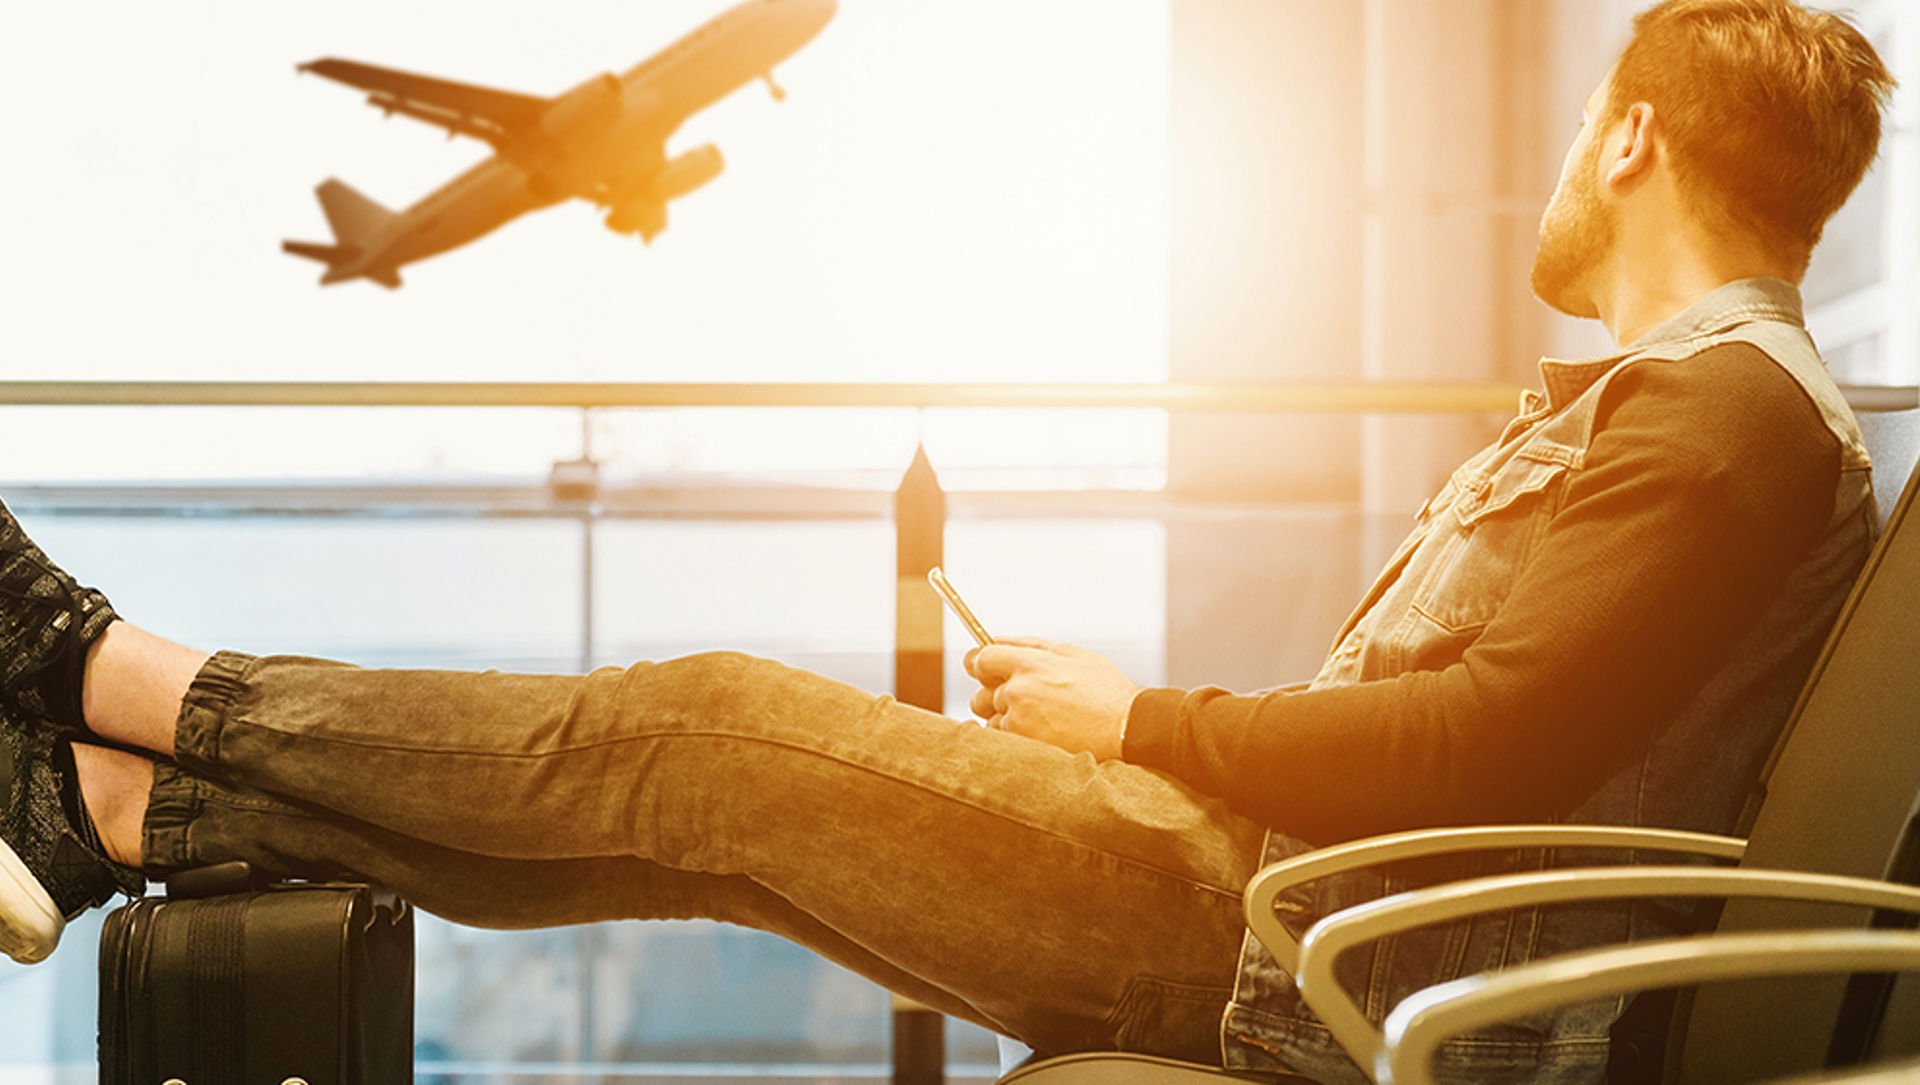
[{"xmin": 1121, "ymin": 344, "xmax": 1843, "ymax": 844}]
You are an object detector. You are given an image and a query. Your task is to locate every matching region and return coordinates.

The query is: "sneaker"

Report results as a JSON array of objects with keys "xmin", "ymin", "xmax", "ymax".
[
  {"xmin": 0, "ymin": 496, "xmax": 119, "ymax": 738},
  {"xmin": 0, "ymin": 714, "xmax": 143, "ymax": 963}
]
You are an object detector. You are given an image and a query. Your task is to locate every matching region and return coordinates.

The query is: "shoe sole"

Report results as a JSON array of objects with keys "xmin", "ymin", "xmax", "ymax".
[{"xmin": 0, "ymin": 834, "xmax": 63, "ymax": 964}]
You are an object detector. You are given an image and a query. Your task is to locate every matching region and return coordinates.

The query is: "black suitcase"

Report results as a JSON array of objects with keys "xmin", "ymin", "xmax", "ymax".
[{"xmin": 98, "ymin": 861, "xmax": 414, "ymax": 1084}]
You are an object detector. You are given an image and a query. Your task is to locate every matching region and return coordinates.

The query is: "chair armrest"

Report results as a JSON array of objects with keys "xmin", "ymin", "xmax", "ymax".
[
  {"xmin": 1770, "ymin": 1053, "xmax": 1920, "ymax": 1084},
  {"xmin": 1293, "ymin": 866, "xmax": 1920, "ymax": 1073},
  {"xmin": 1380, "ymin": 930, "xmax": 1920, "ymax": 1085},
  {"xmin": 1242, "ymin": 825, "xmax": 1745, "ymax": 973}
]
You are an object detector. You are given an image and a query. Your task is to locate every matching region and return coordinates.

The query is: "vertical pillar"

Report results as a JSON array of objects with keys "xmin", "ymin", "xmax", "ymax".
[
  {"xmin": 891, "ymin": 993, "xmax": 947, "ymax": 1085},
  {"xmin": 1165, "ymin": 0, "xmax": 1559, "ymax": 690},
  {"xmin": 1359, "ymin": 0, "xmax": 1519, "ymax": 573},
  {"xmin": 891, "ymin": 440, "xmax": 946, "ymax": 1085},
  {"xmin": 1166, "ymin": 0, "xmax": 1370, "ymax": 690},
  {"xmin": 894, "ymin": 442, "xmax": 947, "ymax": 713}
]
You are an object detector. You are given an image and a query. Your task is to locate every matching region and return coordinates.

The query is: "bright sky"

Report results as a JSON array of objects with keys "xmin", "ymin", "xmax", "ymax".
[{"xmin": 0, "ymin": 0, "xmax": 1168, "ymax": 385}]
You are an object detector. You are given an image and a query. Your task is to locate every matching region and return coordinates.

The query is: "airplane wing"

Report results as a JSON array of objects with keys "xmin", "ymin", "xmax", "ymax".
[{"xmin": 298, "ymin": 58, "xmax": 551, "ymax": 147}]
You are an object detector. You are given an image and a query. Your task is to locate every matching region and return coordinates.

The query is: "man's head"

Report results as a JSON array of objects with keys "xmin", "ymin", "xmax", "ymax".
[{"xmin": 1532, "ymin": 0, "xmax": 1896, "ymax": 320}]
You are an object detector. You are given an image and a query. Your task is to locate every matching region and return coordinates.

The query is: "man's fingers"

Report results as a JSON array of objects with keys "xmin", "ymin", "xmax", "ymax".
[
  {"xmin": 965, "ymin": 638, "xmax": 1063, "ymax": 683},
  {"xmin": 970, "ymin": 685, "xmax": 995, "ymax": 720},
  {"xmin": 968, "ymin": 643, "xmax": 1054, "ymax": 683},
  {"xmin": 993, "ymin": 635, "xmax": 1055, "ymax": 651}
]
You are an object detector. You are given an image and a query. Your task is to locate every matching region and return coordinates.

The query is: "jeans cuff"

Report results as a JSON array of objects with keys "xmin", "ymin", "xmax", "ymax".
[
  {"xmin": 140, "ymin": 760, "xmax": 205, "ymax": 873},
  {"xmin": 172, "ymin": 649, "xmax": 259, "ymax": 780}
]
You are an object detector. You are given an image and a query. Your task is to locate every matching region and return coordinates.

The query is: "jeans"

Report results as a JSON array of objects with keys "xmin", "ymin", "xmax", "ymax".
[{"xmin": 140, "ymin": 649, "xmax": 1266, "ymax": 1062}]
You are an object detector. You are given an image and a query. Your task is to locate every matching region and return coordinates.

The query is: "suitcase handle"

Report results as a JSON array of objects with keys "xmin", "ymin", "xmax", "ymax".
[
  {"xmin": 367, "ymin": 885, "xmax": 410, "ymax": 927},
  {"xmin": 164, "ymin": 862, "xmax": 410, "ymax": 927},
  {"xmin": 164, "ymin": 861, "xmax": 271, "ymax": 900}
]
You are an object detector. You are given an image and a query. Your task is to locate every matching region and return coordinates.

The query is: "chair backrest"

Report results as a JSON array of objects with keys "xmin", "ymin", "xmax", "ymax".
[
  {"xmin": 1676, "ymin": 410, "xmax": 1920, "ymax": 1082},
  {"xmin": 1858, "ymin": 410, "xmax": 1920, "ymax": 532}
]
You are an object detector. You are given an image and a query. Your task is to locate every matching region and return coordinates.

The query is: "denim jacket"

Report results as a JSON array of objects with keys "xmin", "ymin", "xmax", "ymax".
[{"xmin": 1219, "ymin": 279, "xmax": 1877, "ymax": 1083}]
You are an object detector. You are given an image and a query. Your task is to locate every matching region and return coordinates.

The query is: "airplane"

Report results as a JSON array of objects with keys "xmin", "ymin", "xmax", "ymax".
[{"xmin": 282, "ymin": 0, "xmax": 837, "ymax": 288}]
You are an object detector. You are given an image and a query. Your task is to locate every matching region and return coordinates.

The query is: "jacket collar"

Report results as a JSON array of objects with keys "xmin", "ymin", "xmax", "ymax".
[{"xmin": 1525, "ymin": 278, "xmax": 1806, "ymax": 413}]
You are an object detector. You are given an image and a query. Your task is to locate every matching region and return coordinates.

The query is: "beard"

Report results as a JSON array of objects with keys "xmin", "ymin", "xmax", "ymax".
[{"xmin": 1530, "ymin": 137, "xmax": 1616, "ymax": 319}]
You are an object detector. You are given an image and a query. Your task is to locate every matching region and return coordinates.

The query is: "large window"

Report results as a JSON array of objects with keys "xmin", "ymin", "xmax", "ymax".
[
  {"xmin": 0, "ymin": 2, "xmax": 1172, "ymax": 1080},
  {"xmin": 0, "ymin": 0, "xmax": 1169, "ymax": 489}
]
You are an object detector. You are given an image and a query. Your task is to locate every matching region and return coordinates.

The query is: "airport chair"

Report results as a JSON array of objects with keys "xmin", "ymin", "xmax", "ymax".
[
  {"xmin": 1858, "ymin": 409, "xmax": 1920, "ymax": 532},
  {"xmin": 1003, "ymin": 407, "xmax": 1920, "ymax": 1085},
  {"xmin": 1773, "ymin": 1051, "xmax": 1920, "ymax": 1084},
  {"xmin": 1375, "ymin": 928, "xmax": 1920, "ymax": 1085}
]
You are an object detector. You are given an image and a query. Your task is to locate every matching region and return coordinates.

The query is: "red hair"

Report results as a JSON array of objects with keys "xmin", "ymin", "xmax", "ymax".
[{"xmin": 1608, "ymin": 0, "xmax": 1896, "ymax": 274}]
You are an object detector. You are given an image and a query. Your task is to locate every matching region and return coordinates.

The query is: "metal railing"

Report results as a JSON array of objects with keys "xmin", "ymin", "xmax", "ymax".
[
  {"xmin": 0, "ymin": 379, "xmax": 1527, "ymax": 411},
  {"xmin": 2, "ymin": 379, "xmax": 1911, "ymax": 411}
]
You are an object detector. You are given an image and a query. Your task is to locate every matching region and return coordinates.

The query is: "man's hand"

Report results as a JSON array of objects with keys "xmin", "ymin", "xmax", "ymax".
[{"xmin": 963, "ymin": 636, "xmax": 1142, "ymax": 761}]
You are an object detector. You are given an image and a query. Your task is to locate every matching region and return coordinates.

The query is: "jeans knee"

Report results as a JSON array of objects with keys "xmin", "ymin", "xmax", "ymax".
[
  {"xmin": 665, "ymin": 649, "xmax": 783, "ymax": 685},
  {"xmin": 634, "ymin": 650, "xmax": 794, "ymax": 714}
]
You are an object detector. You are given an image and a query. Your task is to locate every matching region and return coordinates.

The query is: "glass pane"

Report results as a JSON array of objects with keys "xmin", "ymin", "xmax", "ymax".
[
  {"xmin": 1802, "ymin": 16, "xmax": 1896, "ymax": 310},
  {"xmin": 591, "ymin": 408, "xmax": 1168, "ymax": 487},
  {"xmin": 0, "ymin": 408, "xmax": 582, "ymax": 485},
  {"xmin": 1803, "ymin": 146, "xmax": 1889, "ymax": 310},
  {"xmin": 942, "ymin": 520, "xmax": 1167, "ymax": 716},
  {"xmin": 1824, "ymin": 333, "xmax": 1889, "ymax": 388},
  {"xmin": 0, "ymin": 1, "xmax": 1167, "ymax": 386},
  {"xmin": 592, "ymin": 521, "xmax": 894, "ymax": 682},
  {"xmin": 20, "ymin": 515, "xmax": 585, "ymax": 667}
]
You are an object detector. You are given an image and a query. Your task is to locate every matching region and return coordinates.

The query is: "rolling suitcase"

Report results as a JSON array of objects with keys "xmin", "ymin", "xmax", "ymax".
[{"xmin": 98, "ymin": 861, "xmax": 414, "ymax": 1084}]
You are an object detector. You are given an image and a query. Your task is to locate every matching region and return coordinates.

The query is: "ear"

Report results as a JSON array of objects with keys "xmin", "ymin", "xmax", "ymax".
[{"xmin": 1603, "ymin": 102, "xmax": 1658, "ymax": 192}]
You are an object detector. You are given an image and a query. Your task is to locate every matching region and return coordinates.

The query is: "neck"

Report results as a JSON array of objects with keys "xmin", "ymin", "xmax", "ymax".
[{"xmin": 1589, "ymin": 219, "xmax": 1792, "ymax": 347}]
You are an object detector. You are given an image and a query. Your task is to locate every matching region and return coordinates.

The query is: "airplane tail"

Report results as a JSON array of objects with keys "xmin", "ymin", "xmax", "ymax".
[
  {"xmin": 280, "ymin": 238, "xmax": 400, "ymax": 288},
  {"xmin": 280, "ymin": 179, "xmax": 401, "ymax": 286},
  {"xmin": 282, "ymin": 240, "xmax": 352, "ymax": 265},
  {"xmin": 282, "ymin": 179, "xmax": 402, "ymax": 287},
  {"xmin": 278, "ymin": 237, "xmax": 397, "ymax": 288},
  {"xmin": 314, "ymin": 178, "xmax": 395, "ymax": 245}
]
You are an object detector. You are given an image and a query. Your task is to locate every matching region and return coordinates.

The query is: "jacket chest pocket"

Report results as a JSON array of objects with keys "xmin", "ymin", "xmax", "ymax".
[{"xmin": 1408, "ymin": 453, "xmax": 1571, "ymax": 634}]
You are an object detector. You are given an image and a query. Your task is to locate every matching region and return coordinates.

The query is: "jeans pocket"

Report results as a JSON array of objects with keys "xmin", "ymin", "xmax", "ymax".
[{"xmin": 1105, "ymin": 975, "xmax": 1234, "ymax": 1063}]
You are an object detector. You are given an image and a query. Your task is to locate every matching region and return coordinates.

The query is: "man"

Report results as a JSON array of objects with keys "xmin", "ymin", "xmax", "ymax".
[{"xmin": 0, "ymin": 0, "xmax": 1897, "ymax": 1080}]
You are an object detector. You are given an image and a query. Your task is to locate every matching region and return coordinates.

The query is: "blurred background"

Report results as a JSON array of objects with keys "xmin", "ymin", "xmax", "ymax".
[{"xmin": 0, "ymin": 0, "xmax": 1913, "ymax": 1081}]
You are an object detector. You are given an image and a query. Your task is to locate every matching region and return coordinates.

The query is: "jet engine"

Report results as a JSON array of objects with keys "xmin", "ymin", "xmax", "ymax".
[
  {"xmin": 652, "ymin": 144, "xmax": 725, "ymax": 202},
  {"xmin": 605, "ymin": 198, "xmax": 668, "ymax": 242},
  {"xmin": 602, "ymin": 146, "xmax": 726, "ymax": 243}
]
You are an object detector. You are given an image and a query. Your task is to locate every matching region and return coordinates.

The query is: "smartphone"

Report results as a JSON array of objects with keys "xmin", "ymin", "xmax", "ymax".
[{"xmin": 927, "ymin": 566, "xmax": 994, "ymax": 647}]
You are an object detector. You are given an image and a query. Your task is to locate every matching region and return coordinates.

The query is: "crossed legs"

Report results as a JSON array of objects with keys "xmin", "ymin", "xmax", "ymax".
[{"xmin": 71, "ymin": 622, "xmax": 208, "ymax": 865}]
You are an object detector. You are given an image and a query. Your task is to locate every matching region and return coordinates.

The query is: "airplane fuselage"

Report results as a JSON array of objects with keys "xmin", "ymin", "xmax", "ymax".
[{"xmin": 308, "ymin": 0, "xmax": 835, "ymax": 286}]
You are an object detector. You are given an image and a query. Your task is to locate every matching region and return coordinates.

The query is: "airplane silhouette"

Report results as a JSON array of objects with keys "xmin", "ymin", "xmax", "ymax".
[{"xmin": 283, "ymin": 0, "xmax": 836, "ymax": 288}]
